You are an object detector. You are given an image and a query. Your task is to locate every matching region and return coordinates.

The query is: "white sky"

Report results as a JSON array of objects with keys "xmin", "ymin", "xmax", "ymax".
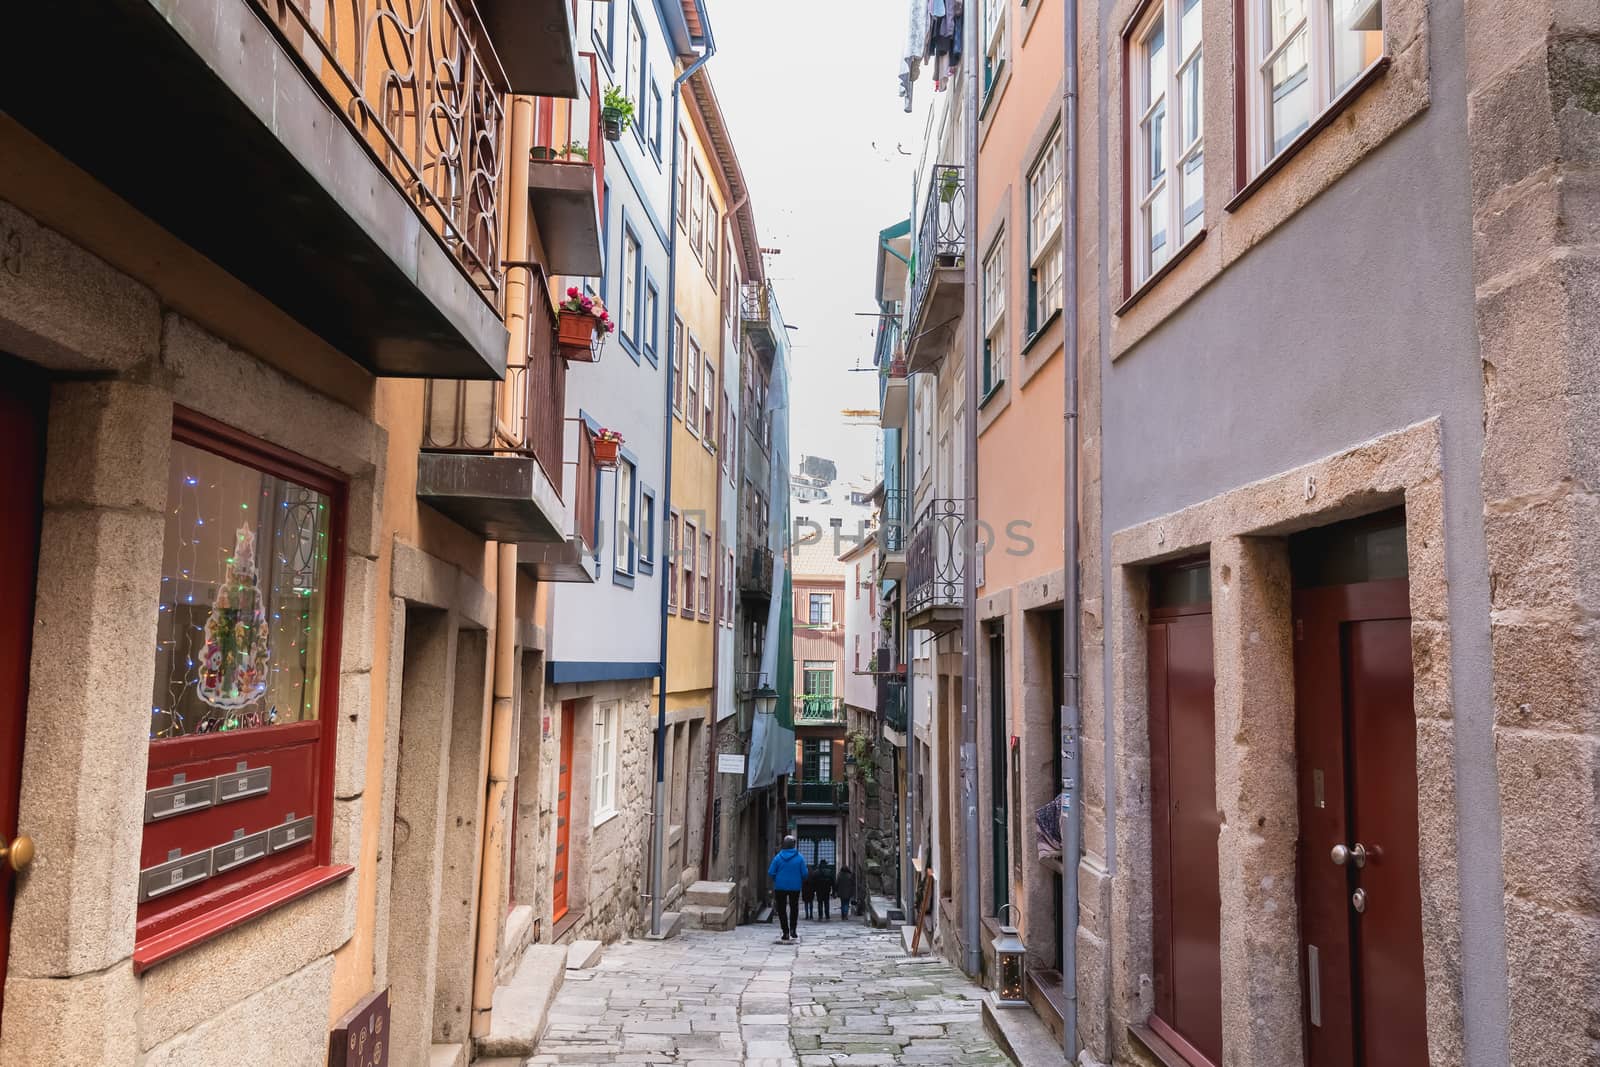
[{"xmin": 702, "ymin": 0, "xmax": 929, "ymax": 488}]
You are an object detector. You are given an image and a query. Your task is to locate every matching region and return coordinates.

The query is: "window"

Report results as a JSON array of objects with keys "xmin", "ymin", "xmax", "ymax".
[
  {"xmin": 643, "ymin": 281, "xmax": 660, "ymax": 361},
  {"xmin": 982, "ymin": 231, "xmax": 1007, "ymax": 394},
  {"xmin": 682, "ymin": 519, "xmax": 697, "ymax": 616},
  {"xmin": 801, "ymin": 738, "xmax": 833, "ymax": 782},
  {"xmin": 808, "ymin": 592, "xmax": 835, "ymax": 626},
  {"xmin": 625, "ymin": 9, "xmax": 644, "ymax": 141},
  {"xmin": 689, "ymin": 162, "xmax": 705, "ymax": 255},
  {"xmin": 672, "ymin": 316, "xmax": 685, "ymax": 414},
  {"xmin": 702, "ymin": 361, "xmax": 716, "ymax": 449},
  {"xmin": 593, "ymin": 701, "xmax": 620, "ymax": 822},
  {"xmin": 699, "ymin": 531, "xmax": 713, "ymax": 620},
  {"xmin": 1132, "ymin": 0, "xmax": 1204, "ymax": 287},
  {"xmin": 667, "ymin": 511, "xmax": 681, "ymax": 607},
  {"xmin": 803, "ymin": 660, "xmax": 835, "ymax": 696},
  {"xmin": 639, "ymin": 488, "xmax": 656, "ymax": 571},
  {"xmin": 705, "ymin": 205, "xmax": 720, "ymax": 282},
  {"xmin": 614, "ymin": 458, "xmax": 636, "ymax": 576},
  {"xmin": 725, "ymin": 548, "xmax": 735, "ymax": 624},
  {"xmin": 982, "ymin": 0, "xmax": 1006, "ymax": 98},
  {"xmin": 145, "ymin": 419, "xmax": 344, "ymax": 940},
  {"xmin": 1027, "ymin": 132, "xmax": 1064, "ymax": 333},
  {"xmin": 685, "ymin": 336, "xmax": 702, "ymax": 435},
  {"xmin": 621, "ymin": 227, "xmax": 640, "ymax": 345},
  {"xmin": 676, "ymin": 126, "xmax": 689, "ymax": 225},
  {"xmin": 1243, "ymin": 0, "xmax": 1383, "ymax": 175},
  {"xmin": 592, "ymin": 0, "xmax": 613, "ymax": 60},
  {"xmin": 649, "ymin": 83, "xmax": 664, "ymax": 158}
]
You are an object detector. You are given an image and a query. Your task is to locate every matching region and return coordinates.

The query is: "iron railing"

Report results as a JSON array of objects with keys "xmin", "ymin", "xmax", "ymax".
[
  {"xmin": 796, "ymin": 695, "xmax": 845, "ymax": 724},
  {"xmin": 878, "ymin": 487, "xmax": 908, "ymax": 555},
  {"xmin": 533, "ymin": 51, "xmax": 607, "ymax": 210},
  {"xmin": 421, "ymin": 267, "xmax": 566, "ymax": 493},
  {"xmin": 787, "ymin": 780, "xmax": 848, "ymax": 807},
  {"xmin": 740, "ymin": 543, "xmax": 774, "ymax": 597},
  {"xmin": 907, "ymin": 498, "xmax": 965, "ymax": 616},
  {"xmin": 251, "ymin": 0, "xmax": 509, "ymax": 311},
  {"xmin": 879, "ymin": 673, "xmax": 908, "ymax": 733},
  {"xmin": 909, "ymin": 164, "xmax": 966, "ymax": 333}
]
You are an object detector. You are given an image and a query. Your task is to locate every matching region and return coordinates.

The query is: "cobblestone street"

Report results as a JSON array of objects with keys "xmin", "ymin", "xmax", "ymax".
[{"xmin": 529, "ymin": 920, "xmax": 1013, "ymax": 1066}]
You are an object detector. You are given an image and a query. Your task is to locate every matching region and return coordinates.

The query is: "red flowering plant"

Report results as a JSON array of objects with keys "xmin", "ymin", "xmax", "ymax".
[
  {"xmin": 595, "ymin": 428, "xmax": 625, "ymax": 445},
  {"xmin": 561, "ymin": 286, "xmax": 616, "ymax": 333}
]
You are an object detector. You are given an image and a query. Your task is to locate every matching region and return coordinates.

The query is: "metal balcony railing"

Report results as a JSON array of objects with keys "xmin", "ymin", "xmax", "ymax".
[
  {"xmin": 740, "ymin": 281, "xmax": 784, "ymax": 358},
  {"xmin": 251, "ymin": 0, "xmax": 509, "ymax": 311},
  {"xmin": 796, "ymin": 695, "xmax": 845, "ymax": 725},
  {"xmin": 878, "ymin": 488, "xmax": 908, "ymax": 555},
  {"xmin": 533, "ymin": 51, "xmax": 607, "ymax": 208},
  {"xmin": 907, "ymin": 498, "xmax": 965, "ymax": 616},
  {"xmin": 787, "ymin": 780, "xmax": 848, "ymax": 807},
  {"xmin": 878, "ymin": 673, "xmax": 908, "ymax": 733},
  {"xmin": 909, "ymin": 165, "xmax": 966, "ymax": 333},
  {"xmin": 740, "ymin": 543, "xmax": 774, "ymax": 598},
  {"xmin": 421, "ymin": 267, "xmax": 566, "ymax": 493}
]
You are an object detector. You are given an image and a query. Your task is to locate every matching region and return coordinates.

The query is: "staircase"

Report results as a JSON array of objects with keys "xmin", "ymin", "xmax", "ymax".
[{"xmin": 678, "ymin": 881, "xmax": 738, "ymax": 932}]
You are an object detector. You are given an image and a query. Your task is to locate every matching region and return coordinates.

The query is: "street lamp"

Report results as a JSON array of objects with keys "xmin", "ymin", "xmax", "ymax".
[{"xmin": 991, "ymin": 904, "xmax": 1028, "ymax": 1008}]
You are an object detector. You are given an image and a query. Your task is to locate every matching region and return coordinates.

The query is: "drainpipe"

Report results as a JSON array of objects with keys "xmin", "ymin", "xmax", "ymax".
[
  {"xmin": 471, "ymin": 92, "xmax": 535, "ymax": 1039},
  {"xmin": 652, "ymin": 6, "xmax": 717, "ymax": 939},
  {"xmin": 959, "ymin": 5, "xmax": 982, "ymax": 980},
  {"xmin": 1060, "ymin": 0, "xmax": 1083, "ymax": 1057}
]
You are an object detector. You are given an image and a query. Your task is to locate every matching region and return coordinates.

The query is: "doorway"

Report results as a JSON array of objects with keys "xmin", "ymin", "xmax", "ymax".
[
  {"xmin": 988, "ymin": 626, "xmax": 1008, "ymax": 917},
  {"xmin": 1291, "ymin": 510, "xmax": 1427, "ymax": 1067},
  {"xmin": 553, "ymin": 700, "xmax": 575, "ymax": 924},
  {"xmin": 0, "ymin": 362, "xmax": 45, "ymax": 1020}
]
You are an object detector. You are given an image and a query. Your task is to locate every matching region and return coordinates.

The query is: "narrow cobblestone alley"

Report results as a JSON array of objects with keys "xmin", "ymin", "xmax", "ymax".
[{"xmin": 529, "ymin": 921, "xmax": 1013, "ymax": 1067}]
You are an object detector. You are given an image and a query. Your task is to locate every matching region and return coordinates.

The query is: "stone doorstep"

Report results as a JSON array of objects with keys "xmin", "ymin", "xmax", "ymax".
[
  {"xmin": 476, "ymin": 944, "xmax": 570, "ymax": 1058},
  {"xmin": 428, "ymin": 1042, "xmax": 467, "ymax": 1067},
  {"xmin": 684, "ymin": 880, "xmax": 738, "ymax": 907},
  {"xmin": 566, "ymin": 939, "xmax": 604, "ymax": 969},
  {"xmin": 681, "ymin": 902, "xmax": 738, "ymax": 931},
  {"xmin": 981, "ymin": 996, "xmax": 1069, "ymax": 1067},
  {"xmin": 643, "ymin": 910, "xmax": 686, "ymax": 940}
]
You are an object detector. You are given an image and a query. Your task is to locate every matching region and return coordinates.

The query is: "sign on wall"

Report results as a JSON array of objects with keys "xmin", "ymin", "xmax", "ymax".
[
  {"xmin": 717, "ymin": 753, "xmax": 746, "ymax": 775},
  {"xmin": 329, "ymin": 987, "xmax": 389, "ymax": 1067}
]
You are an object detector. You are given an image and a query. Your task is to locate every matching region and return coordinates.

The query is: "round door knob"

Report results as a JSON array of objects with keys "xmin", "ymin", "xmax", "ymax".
[
  {"xmin": 1330, "ymin": 842, "xmax": 1367, "ymax": 868},
  {"xmin": 2, "ymin": 835, "xmax": 34, "ymax": 873}
]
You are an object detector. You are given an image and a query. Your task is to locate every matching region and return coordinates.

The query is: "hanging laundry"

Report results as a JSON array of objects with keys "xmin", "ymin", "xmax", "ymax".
[{"xmin": 899, "ymin": 0, "xmax": 929, "ymax": 111}]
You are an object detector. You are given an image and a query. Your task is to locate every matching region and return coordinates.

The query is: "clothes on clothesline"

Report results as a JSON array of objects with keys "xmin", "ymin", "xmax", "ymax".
[{"xmin": 899, "ymin": 0, "xmax": 964, "ymax": 110}]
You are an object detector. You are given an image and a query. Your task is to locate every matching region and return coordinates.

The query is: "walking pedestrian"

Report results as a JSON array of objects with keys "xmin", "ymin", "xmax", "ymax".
[
  {"xmin": 814, "ymin": 860, "xmax": 835, "ymax": 922},
  {"xmin": 835, "ymin": 864, "xmax": 857, "ymax": 921},
  {"xmin": 768, "ymin": 834, "xmax": 807, "ymax": 944},
  {"xmin": 801, "ymin": 867, "xmax": 816, "ymax": 920}
]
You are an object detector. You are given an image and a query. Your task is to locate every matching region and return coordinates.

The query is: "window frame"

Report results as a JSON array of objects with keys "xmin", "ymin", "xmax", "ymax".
[
  {"xmin": 649, "ymin": 82, "xmax": 664, "ymax": 159},
  {"xmin": 613, "ymin": 456, "xmax": 637, "ymax": 580},
  {"xmin": 681, "ymin": 518, "xmax": 698, "ymax": 617},
  {"xmin": 1026, "ymin": 129, "xmax": 1065, "ymax": 336},
  {"xmin": 592, "ymin": 700, "xmax": 620, "ymax": 824},
  {"xmin": 667, "ymin": 509, "xmax": 681, "ymax": 608},
  {"xmin": 138, "ymin": 409, "xmax": 350, "ymax": 958},
  {"xmin": 982, "ymin": 230, "xmax": 1007, "ymax": 397},
  {"xmin": 642, "ymin": 278, "xmax": 660, "ymax": 365},
  {"xmin": 676, "ymin": 125, "xmax": 689, "ymax": 226},
  {"xmin": 685, "ymin": 334, "xmax": 703, "ymax": 436},
  {"xmin": 705, "ymin": 205, "xmax": 720, "ymax": 283},
  {"xmin": 808, "ymin": 592, "xmax": 835, "ymax": 627},
  {"xmin": 982, "ymin": 0, "xmax": 1008, "ymax": 102},
  {"xmin": 702, "ymin": 359, "xmax": 716, "ymax": 453},
  {"xmin": 626, "ymin": 7, "xmax": 645, "ymax": 149},
  {"xmin": 671, "ymin": 316, "xmax": 685, "ymax": 416},
  {"xmin": 639, "ymin": 487, "xmax": 656, "ymax": 573},
  {"xmin": 620, "ymin": 224, "xmax": 642, "ymax": 354},
  {"xmin": 591, "ymin": 0, "xmax": 614, "ymax": 63},
  {"xmin": 689, "ymin": 162, "xmax": 706, "ymax": 258},
  {"xmin": 1128, "ymin": 0, "xmax": 1206, "ymax": 292},
  {"xmin": 698, "ymin": 530, "xmax": 713, "ymax": 621}
]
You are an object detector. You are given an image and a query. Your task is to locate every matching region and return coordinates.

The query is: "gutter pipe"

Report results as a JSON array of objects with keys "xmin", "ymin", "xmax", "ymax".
[{"xmin": 959, "ymin": 6, "xmax": 982, "ymax": 980}]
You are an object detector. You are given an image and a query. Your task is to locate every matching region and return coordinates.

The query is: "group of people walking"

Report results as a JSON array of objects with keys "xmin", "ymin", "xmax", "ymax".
[{"xmin": 767, "ymin": 835, "xmax": 859, "ymax": 944}]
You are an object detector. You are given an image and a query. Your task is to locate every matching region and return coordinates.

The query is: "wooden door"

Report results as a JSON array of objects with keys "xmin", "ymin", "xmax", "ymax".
[
  {"xmin": 1148, "ymin": 607, "xmax": 1222, "ymax": 1065},
  {"xmin": 1294, "ymin": 578, "xmax": 1428, "ymax": 1067},
  {"xmin": 552, "ymin": 700, "xmax": 575, "ymax": 924},
  {"xmin": 0, "ymin": 363, "xmax": 45, "ymax": 1015},
  {"xmin": 988, "ymin": 628, "xmax": 1008, "ymax": 917}
]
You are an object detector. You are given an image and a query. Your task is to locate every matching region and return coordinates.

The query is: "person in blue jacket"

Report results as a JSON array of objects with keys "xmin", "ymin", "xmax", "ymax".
[{"xmin": 768, "ymin": 834, "xmax": 808, "ymax": 944}]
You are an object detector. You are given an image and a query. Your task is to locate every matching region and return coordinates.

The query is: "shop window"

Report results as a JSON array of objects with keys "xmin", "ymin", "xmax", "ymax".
[{"xmin": 140, "ymin": 412, "xmax": 346, "ymax": 959}]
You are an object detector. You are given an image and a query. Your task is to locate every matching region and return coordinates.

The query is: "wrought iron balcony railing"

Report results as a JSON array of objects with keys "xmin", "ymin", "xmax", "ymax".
[
  {"xmin": 796, "ymin": 695, "xmax": 845, "ymax": 725},
  {"xmin": 878, "ymin": 488, "xmax": 908, "ymax": 555},
  {"xmin": 740, "ymin": 281, "xmax": 784, "ymax": 359},
  {"xmin": 740, "ymin": 543, "xmax": 775, "ymax": 598},
  {"xmin": 787, "ymin": 780, "xmax": 848, "ymax": 807},
  {"xmin": 907, "ymin": 498, "xmax": 965, "ymax": 618},
  {"xmin": 252, "ymin": 0, "xmax": 510, "ymax": 311},
  {"xmin": 878, "ymin": 673, "xmax": 908, "ymax": 733},
  {"xmin": 909, "ymin": 165, "xmax": 966, "ymax": 334}
]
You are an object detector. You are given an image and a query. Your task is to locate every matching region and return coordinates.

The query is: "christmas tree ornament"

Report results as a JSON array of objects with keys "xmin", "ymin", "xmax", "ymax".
[{"xmin": 197, "ymin": 524, "xmax": 271, "ymax": 712}]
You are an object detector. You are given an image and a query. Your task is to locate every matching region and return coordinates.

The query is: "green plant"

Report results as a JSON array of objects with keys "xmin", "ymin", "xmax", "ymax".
[
  {"xmin": 602, "ymin": 85, "xmax": 636, "ymax": 130},
  {"xmin": 938, "ymin": 166, "xmax": 960, "ymax": 204},
  {"xmin": 562, "ymin": 142, "xmax": 589, "ymax": 161},
  {"xmin": 846, "ymin": 731, "xmax": 879, "ymax": 782}
]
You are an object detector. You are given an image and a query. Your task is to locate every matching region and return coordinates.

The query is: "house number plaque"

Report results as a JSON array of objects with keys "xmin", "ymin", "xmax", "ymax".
[{"xmin": 328, "ymin": 987, "xmax": 389, "ymax": 1067}]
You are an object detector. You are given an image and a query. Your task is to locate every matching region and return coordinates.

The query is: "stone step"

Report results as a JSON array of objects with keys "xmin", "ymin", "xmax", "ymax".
[
  {"xmin": 982, "ymin": 996, "xmax": 1070, "ymax": 1067},
  {"xmin": 427, "ymin": 1042, "xmax": 466, "ymax": 1067},
  {"xmin": 565, "ymin": 938, "xmax": 603, "ymax": 970},
  {"xmin": 680, "ymin": 901, "xmax": 737, "ymax": 931},
  {"xmin": 477, "ymin": 944, "xmax": 569, "ymax": 1058},
  {"xmin": 683, "ymin": 879, "xmax": 737, "ymax": 907},
  {"xmin": 643, "ymin": 910, "xmax": 685, "ymax": 940}
]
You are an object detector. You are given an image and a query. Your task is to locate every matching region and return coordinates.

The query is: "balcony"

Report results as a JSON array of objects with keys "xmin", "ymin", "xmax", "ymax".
[
  {"xmin": 741, "ymin": 282, "xmax": 784, "ymax": 361},
  {"xmin": 739, "ymin": 543, "xmax": 775, "ymax": 600},
  {"xmin": 879, "ymin": 674, "xmax": 908, "ymax": 735},
  {"xmin": 906, "ymin": 498, "xmax": 965, "ymax": 635},
  {"xmin": 527, "ymin": 55, "xmax": 606, "ymax": 278},
  {"xmin": 418, "ymin": 272, "xmax": 576, "ymax": 551},
  {"xmin": 787, "ymin": 780, "xmax": 848, "ymax": 809},
  {"xmin": 877, "ymin": 487, "xmax": 908, "ymax": 582},
  {"xmin": 905, "ymin": 165, "xmax": 967, "ymax": 374},
  {"xmin": 879, "ymin": 367, "xmax": 910, "ymax": 429},
  {"xmin": 518, "ymin": 421, "xmax": 598, "ymax": 583},
  {"xmin": 2, "ymin": 0, "xmax": 591, "ymax": 379},
  {"xmin": 796, "ymin": 695, "xmax": 845, "ymax": 726}
]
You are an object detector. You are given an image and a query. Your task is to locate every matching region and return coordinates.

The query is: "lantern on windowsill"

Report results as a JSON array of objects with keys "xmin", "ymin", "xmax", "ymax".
[{"xmin": 991, "ymin": 904, "xmax": 1028, "ymax": 1008}]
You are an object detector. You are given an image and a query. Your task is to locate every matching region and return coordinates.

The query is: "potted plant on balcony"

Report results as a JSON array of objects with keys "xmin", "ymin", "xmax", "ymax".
[
  {"xmin": 889, "ymin": 345, "xmax": 908, "ymax": 378},
  {"xmin": 938, "ymin": 165, "xmax": 961, "ymax": 204},
  {"xmin": 592, "ymin": 428, "xmax": 624, "ymax": 470},
  {"xmin": 601, "ymin": 85, "xmax": 635, "ymax": 141},
  {"xmin": 562, "ymin": 142, "xmax": 589, "ymax": 161},
  {"xmin": 558, "ymin": 287, "xmax": 614, "ymax": 362}
]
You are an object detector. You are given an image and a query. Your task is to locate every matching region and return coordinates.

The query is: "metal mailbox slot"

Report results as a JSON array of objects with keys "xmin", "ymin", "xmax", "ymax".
[
  {"xmin": 216, "ymin": 763, "xmax": 272, "ymax": 804},
  {"xmin": 269, "ymin": 814, "xmax": 315, "ymax": 853},
  {"xmin": 211, "ymin": 829, "xmax": 270, "ymax": 874},
  {"xmin": 139, "ymin": 848, "xmax": 212, "ymax": 903},
  {"xmin": 145, "ymin": 774, "xmax": 216, "ymax": 823}
]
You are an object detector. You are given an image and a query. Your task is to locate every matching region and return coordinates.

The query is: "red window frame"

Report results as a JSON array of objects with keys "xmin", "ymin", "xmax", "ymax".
[{"xmin": 135, "ymin": 408, "xmax": 350, "ymax": 971}]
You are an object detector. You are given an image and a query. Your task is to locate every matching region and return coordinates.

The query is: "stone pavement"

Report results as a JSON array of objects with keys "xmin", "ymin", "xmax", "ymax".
[{"xmin": 528, "ymin": 917, "xmax": 1013, "ymax": 1066}]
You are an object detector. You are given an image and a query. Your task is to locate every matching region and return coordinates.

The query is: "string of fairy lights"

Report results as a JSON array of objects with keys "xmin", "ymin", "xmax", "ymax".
[{"xmin": 151, "ymin": 443, "xmax": 332, "ymax": 741}]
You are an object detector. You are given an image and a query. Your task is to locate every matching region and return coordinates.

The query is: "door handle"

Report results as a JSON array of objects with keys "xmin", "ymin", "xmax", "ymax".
[
  {"xmin": 1351, "ymin": 888, "xmax": 1367, "ymax": 914},
  {"xmin": 1330, "ymin": 842, "xmax": 1367, "ymax": 868},
  {"xmin": 1, "ymin": 835, "xmax": 34, "ymax": 874}
]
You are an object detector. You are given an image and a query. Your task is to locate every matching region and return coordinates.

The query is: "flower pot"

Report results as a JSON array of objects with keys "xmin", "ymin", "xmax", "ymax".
[
  {"xmin": 592, "ymin": 438, "xmax": 621, "ymax": 469},
  {"xmin": 558, "ymin": 311, "xmax": 603, "ymax": 363},
  {"xmin": 602, "ymin": 108, "xmax": 625, "ymax": 141},
  {"xmin": 889, "ymin": 357, "xmax": 908, "ymax": 378},
  {"xmin": 531, "ymin": 146, "xmax": 558, "ymax": 161}
]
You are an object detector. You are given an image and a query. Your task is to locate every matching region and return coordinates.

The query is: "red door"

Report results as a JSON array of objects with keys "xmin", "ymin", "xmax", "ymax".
[
  {"xmin": 552, "ymin": 700, "xmax": 575, "ymax": 924},
  {"xmin": 0, "ymin": 363, "xmax": 45, "ymax": 1016},
  {"xmin": 1294, "ymin": 578, "xmax": 1428, "ymax": 1067},
  {"xmin": 1148, "ymin": 606, "xmax": 1222, "ymax": 1065}
]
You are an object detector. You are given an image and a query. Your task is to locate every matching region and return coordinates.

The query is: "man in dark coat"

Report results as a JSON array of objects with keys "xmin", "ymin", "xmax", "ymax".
[
  {"xmin": 768, "ymin": 835, "xmax": 808, "ymax": 943},
  {"xmin": 813, "ymin": 860, "xmax": 835, "ymax": 922},
  {"xmin": 801, "ymin": 868, "xmax": 817, "ymax": 920},
  {"xmin": 835, "ymin": 865, "xmax": 858, "ymax": 920}
]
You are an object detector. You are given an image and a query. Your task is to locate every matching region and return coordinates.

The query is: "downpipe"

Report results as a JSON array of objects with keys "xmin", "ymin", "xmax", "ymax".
[{"xmin": 959, "ymin": 3, "xmax": 983, "ymax": 981}]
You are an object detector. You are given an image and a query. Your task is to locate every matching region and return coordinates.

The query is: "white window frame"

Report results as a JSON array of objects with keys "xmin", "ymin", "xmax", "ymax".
[
  {"xmin": 702, "ymin": 360, "xmax": 716, "ymax": 450},
  {"xmin": 982, "ymin": 231, "xmax": 1007, "ymax": 393},
  {"xmin": 625, "ymin": 9, "xmax": 644, "ymax": 143},
  {"xmin": 685, "ymin": 335, "xmax": 702, "ymax": 436},
  {"xmin": 982, "ymin": 0, "xmax": 1007, "ymax": 100},
  {"xmin": 1244, "ymin": 0, "xmax": 1385, "ymax": 177},
  {"xmin": 1027, "ymin": 132, "xmax": 1063, "ymax": 333},
  {"xmin": 699, "ymin": 530, "xmax": 713, "ymax": 620},
  {"xmin": 681, "ymin": 518, "xmax": 697, "ymax": 616},
  {"xmin": 613, "ymin": 458, "xmax": 635, "ymax": 576},
  {"xmin": 1132, "ymin": 0, "xmax": 1205, "ymax": 286},
  {"xmin": 592, "ymin": 700, "xmax": 620, "ymax": 823},
  {"xmin": 621, "ymin": 229, "xmax": 640, "ymax": 343}
]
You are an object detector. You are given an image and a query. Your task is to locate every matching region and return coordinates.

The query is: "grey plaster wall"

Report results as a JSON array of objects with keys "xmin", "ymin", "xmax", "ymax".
[{"xmin": 1095, "ymin": 0, "xmax": 1510, "ymax": 1059}]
